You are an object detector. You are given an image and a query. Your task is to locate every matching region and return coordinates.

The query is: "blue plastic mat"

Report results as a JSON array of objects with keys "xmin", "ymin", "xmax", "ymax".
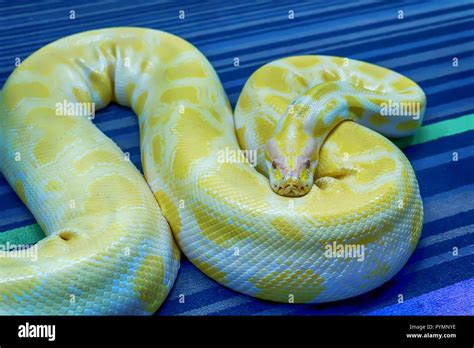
[{"xmin": 1, "ymin": 0, "xmax": 473, "ymax": 315}]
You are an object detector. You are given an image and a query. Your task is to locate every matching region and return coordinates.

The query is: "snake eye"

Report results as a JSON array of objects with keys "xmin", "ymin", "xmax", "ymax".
[
  {"xmin": 272, "ymin": 161, "xmax": 277, "ymax": 169},
  {"xmin": 304, "ymin": 160, "xmax": 311, "ymax": 169}
]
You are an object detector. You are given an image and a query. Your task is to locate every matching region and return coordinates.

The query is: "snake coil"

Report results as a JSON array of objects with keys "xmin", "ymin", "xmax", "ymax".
[{"xmin": 0, "ymin": 28, "xmax": 425, "ymax": 314}]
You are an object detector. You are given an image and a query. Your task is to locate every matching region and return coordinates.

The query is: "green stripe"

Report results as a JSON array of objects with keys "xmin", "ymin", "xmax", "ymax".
[
  {"xmin": 0, "ymin": 223, "xmax": 45, "ymax": 246},
  {"xmin": 1, "ymin": 114, "xmax": 473, "ymax": 244},
  {"xmin": 393, "ymin": 114, "xmax": 474, "ymax": 148}
]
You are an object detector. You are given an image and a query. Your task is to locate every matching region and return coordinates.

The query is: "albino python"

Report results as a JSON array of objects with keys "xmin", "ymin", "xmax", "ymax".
[{"xmin": 0, "ymin": 28, "xmax": 425, "ymax": 314}]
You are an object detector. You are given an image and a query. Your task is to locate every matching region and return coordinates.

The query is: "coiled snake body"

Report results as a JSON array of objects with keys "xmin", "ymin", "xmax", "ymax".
[{"xmin": 0, "ymin": 28, "xmax": 425, "ymax": 314}]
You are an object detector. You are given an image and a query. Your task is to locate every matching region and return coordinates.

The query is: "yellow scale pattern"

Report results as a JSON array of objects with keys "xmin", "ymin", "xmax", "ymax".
[{"xmin": 0, "ymin": 28, "xmax": 424, "ymax": 313}]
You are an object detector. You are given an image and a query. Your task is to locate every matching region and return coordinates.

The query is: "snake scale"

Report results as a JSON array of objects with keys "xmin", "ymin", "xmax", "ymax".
[{"xmin": 0, "ymin": 28, "xmax": 425, "ymax": 314}]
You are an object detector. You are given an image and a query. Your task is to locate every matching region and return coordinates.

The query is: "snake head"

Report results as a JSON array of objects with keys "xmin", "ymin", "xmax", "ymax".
[{"xmin": 265, "ymin": 139, "xmax": 316, "ymax": 197}]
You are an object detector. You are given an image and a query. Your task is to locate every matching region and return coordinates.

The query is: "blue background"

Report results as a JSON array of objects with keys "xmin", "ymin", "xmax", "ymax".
[{"xmin": 0, "ymin": 0, "xmax": 473, "ymax": 315}]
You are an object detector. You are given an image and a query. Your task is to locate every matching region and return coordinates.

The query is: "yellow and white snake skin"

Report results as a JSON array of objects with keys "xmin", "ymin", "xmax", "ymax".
[{"xmin": 0, "ymin": 28, "xmax": 425, "ymax": 314}]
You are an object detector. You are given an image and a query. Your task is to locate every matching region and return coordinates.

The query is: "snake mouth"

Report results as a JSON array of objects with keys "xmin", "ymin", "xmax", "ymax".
[{"xmin": 272, "ymin": 182, "xmax": 311, "ymax": 197}]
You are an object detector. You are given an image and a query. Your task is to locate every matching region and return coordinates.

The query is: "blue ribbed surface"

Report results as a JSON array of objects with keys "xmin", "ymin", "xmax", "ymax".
[{"xmin": 1, "ymin": 0, "xmax": 473, "ymax": 315}]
